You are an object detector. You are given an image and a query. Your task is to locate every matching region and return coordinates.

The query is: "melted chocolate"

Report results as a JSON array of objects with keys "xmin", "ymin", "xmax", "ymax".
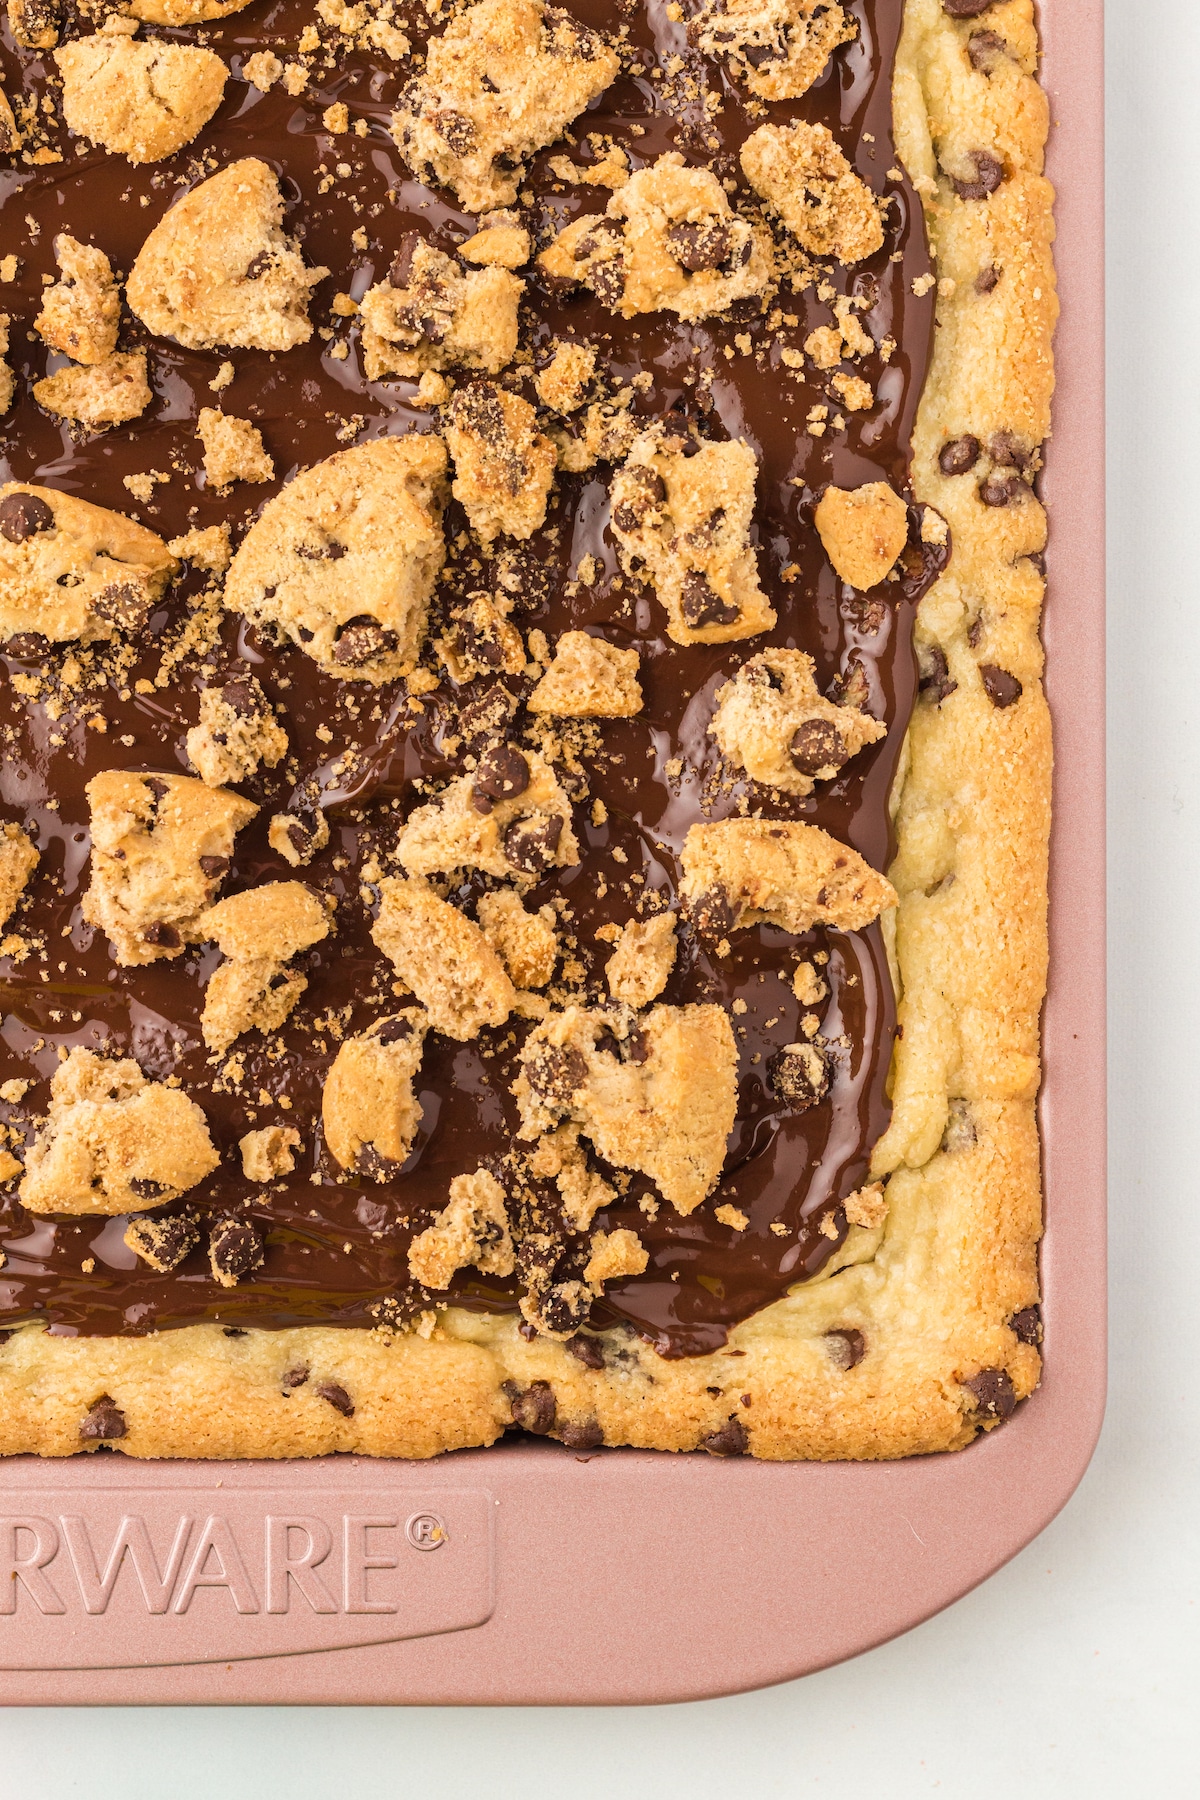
[{"xmin": 0, "ymin": 0, "xmax": 943, "ymax": 1355}]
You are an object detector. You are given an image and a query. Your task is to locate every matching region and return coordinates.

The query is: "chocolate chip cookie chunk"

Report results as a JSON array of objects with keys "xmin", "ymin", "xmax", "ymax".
[
  {"xmin": 710, "ymin": 648, "xmax": 887, "ymax": 794},
  {"xmin": 55, "ymin": 20, "xmax": 228, "ymax": 164},
  {"xmin": 0, "ymin": 484, "xmax": 177, "ymax": 650},
  {"xmin": 322, "ymin": 1009, "xmax": 429, "ymax": 1179},
  {"xmin": 689, "ymin": 0, "xmax": 857, "ymax": 100}
]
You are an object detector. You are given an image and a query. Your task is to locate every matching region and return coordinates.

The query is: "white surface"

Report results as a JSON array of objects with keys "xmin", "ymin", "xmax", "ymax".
[{"xmin": 3, "ymin": 4, "xmax": 1196, "ymax": 1791}]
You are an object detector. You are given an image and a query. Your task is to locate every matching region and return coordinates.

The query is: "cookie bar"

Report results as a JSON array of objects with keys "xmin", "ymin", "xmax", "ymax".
[{"xmin": 0, "ymin": 0, "xmax": 1054, "ymax": 1460}]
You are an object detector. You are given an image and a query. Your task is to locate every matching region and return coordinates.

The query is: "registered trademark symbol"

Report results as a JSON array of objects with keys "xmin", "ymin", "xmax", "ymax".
[{"xmin": 406, "ymin": 1512, "xmax": 447, "ymax": 1552}]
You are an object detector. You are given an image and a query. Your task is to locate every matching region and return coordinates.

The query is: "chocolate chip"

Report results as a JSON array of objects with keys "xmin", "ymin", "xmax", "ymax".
[
  {"xmin": 612, "ymin": 502, "xmax": 643, "ymax": 534},
  {"xmin": 80, "ymin": 1396, "xmax": 126, "ymax": 1442},
  {"xmin": 286, "ymin": 822, "xmax": 315, "ymax": 859},
  {"xmin": 952, "ymin": 151, "xmax": 1005, "ymax": 200},
  {"xmin": 628, "ymin": 465, "xmax": 666, "ymax": 503},
  {"xmin": 433, "ymin": 109, "xmax": 476, "ymax": 155},
  {"xmin": 967, "ymin": 29, "xmax": 1009, "ymax": 71},
  {"xmin": 244, "ymin": 250, "xmax": 273, "ymax": 280},
  {"xmin": 332, "ymin": 616, "xmax": 399, "ymax": 666},
  {"xmin": 988, "ymin": 431, "xmax": 1032, "ymax": 471},
  {"xmin": 142, "ymin": 921, "xmax": 181, "ymax": 949},
  {"xmin": 387, "ymin": 233, "xmax": 422, "ymax": 289},
  {"xmin": 938, "ymin": 434, "xmax": 981, "ymax": 476},
  {"xmin": 526, "ymin": 1042, "xmax": 587, "ymax": 1107},
  {"xmin": 199, "ymin": 855, "xmax": 229, "ymax": 880},
  {"xmin": 1009, "ymin": 1306, "xmax": 1042, "ymax": 1346},
  {"xmin": 506, "ymin": 1379, "xmax": 557, "ymax": 1434},
  {"xmin": 219, "ymin": 679, "xmax": 261, "ymax": 718},
  {"xmin": 223, "ymin": 1326, "xmax": 247, "ymax": 1337},
  {"xmin": 961, "ymin": 1367, "xmax": 1016, "ymax": 1419},
  {"xmin": 471, "ymin": 744, "xmax": 529, "ymax": 813},
  {"xmin": 940, "ymin": 1097, "xmax": 976, "ymax": 1153},
  {"xmin": 979, "ymin": 663, "xmax": 1023, "ymax": 708},
  {"xmin": 538, "ymin": 1278, "xmax": 593, "ymax": 1336},
  {"xmin": 281, "ymin": 1364, "xmax": 309, "ymax": 1393},
  {"xmin": 4, "ymin": 631, "xmax": 53, "ymax": 659},
  {"xmin": 209, "ymin": 1219, "xmax": 264, "ymax": 1285},
  {"xmin": 768, "ymin": 1043, "xmax": 832, "ymax": 1110},
  {"xmin": 575, "ymin": 217, "xmax": 623, "ymax": 261},
  {"xmin": 314, "ymin": 1380, "xmax": 355, "ymax": 1417},
  {"xmin": 355, "ymin": 1143, "xmax": 404, "ymax": 1182},
  {"xmin": 557, "ymin": 1419, "xmax": 604, "ymax": 1450},
  {"xmin": 742, "ymin": 40, "xmax": 786, "ymax": 69},
  {"xmin": 0, "ymin": 491, "xmax": 55, "ymax": 544},
  {"xmin": 589, "ymin": 258, "xmax": 625, "ymax": 309},
  {"xmin": 687, "ymin": 882, "xmax": 738, "ymax": 942},
  {"xmin": 129, "ymin": 1177, "xmax": 167, "ymax": 1200},
  {"xmin": 566, "ymin": 1332, "xmax": 606, "ymax": 1370},
  {"xmin": 942, "ymin": 0, "xmax": 996, "ymax": 15},
  {"xmin": 681, "ymin": 571, "xmax": 739, "ymax": 629},
  {"xmin": 624, "ymin": 1027, "xmax": 650, "ymax": 1065},
  {"xmin": 975, "ymin": 264, "xmax": 1002, "ymax": 294},
  {"xmin": 144, "ymin": 776, "xmax": 169, "ymax": 801},
  {"xmin": 503, "ymin": 812, "xmax": 563, "ymax": 876},
  {"xmin": 825, "ymin": 1328, "xmax": 866, "ymax": 1371},
  {"xmin": 373, "ymin": 1015, "xmax": 414, "ymax": 1045},
  {"xmin": 918, "ymin": 644, "xmax": 957, "ymax": 705},
  {"xmin": 789, "ymin": 719, "xmax": 848, "ymax": 778},
  {"xmin": 978, "ymin": 470, "xmax": 1025, "ymax": 507},
  {"xmin": 701, "ymin": 1417, "xmax": 748, "ymax": 1456},
  {"xmin": 1026, "ymin": 550, "xmax": 1047, "ymax": 576},
  {"xmin": 665, "ymin": 220, "xmax": 732, "ymax": 272},
  {"xmin": 92, "ymin": 582, "xmax": 146, "ymax": 631},
  {"xmin": 458, "ymin": 684, "xmax": 518, "ymax": 747}
]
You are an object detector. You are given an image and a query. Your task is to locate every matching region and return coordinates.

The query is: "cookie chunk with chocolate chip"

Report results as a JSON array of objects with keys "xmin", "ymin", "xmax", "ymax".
[
  {"xmin": 680, "ymin": 819, "xmax": 896, "ymax": 938},
  {"xmin": 741, "ymin": 121, "xmax": 884, "ymax": 264},
  {"xmin": 690, "ymin": 0, "xmax": 856, "ymax": 100},
  {"xmin": 391, "ymin": 0, "xmax": 619, "ymax": 213},
  {"xmin": 0, "ymin": 822, "xmax": 38, "ymax": 927},
  {"xmin": 539, "ymin": 154, "xmax": 772, "ymax": 322},
  {"xmin": 197, "ymin": 408, "xmax": 274, "ymax": 491},
  {"xmin": 209, "ymin": 1216, "xmax": 264, "ymax": 1288},
  {"xmin": 396, "ymin": 747, "xmax": 579, "ymax": 888},
  {"xmin": 55, "ymin": 22, "xmax": 228, "ymax": 164},
  {"xmin": 7, "ymin": 0, "xmax": 64, "ymax": 50},
  {"xmin": 33, "ymin": 352, "xmax": 152, "ymax": 433},
  {"xmin": 408, "ymin": 1168, "xmax": 514, "ymax": 1289},
  {"xmin": 814, "ymin": 481, "xmax": 910, "ymax": 588},
  {"xmin": 605, "ymin": 911, "xmax": 677, "ymax": 1009},
  {"xmin": 20, "ymin": 1047, "xmax": 219, "ymax": 1217},
  {"xmin": 35, "ymin": 235, "xmax": 120, "ymax": 365},
  {"xmin": 609, "ymin": 424, "xmax": 775, "ymax": 646},
  {"xmin": 710, "ymin": 648, "xmax": 886, "ymax": 795},
  {"xmin": 223, "ymin": 435, "xmax": 449, "ymax": 683},
  {"xmin": 358, "ymin": 235, "xmax": 523, "ymax": 380},
  {"xmin": 0, "ymin": 485, "xmax": 176, "ymax": 650},
  {"xmin": 127, "ymin": 158, "xmax": 329, "ymax": 352},
  {"xmin": 528, "ymin": 631, "xmax": 642, "ymax": 717},
  {"xmin": 534, "ymin": 339, "xmax": 596, "ymax": 415},
  {"xmin": 444, "ymin": 383, "xmax": 557, "ymax": 546},
  {"xmin": 82, "ymin": 769, "xmax": 257, "ymax": 967},
  {"xmin": 322, "ymin": 1008, "xmax": 428, "ymax": 1178},
  {"xmin": 476, "ymin": 888, "xmax": 558, "ymax": 989},
  {"xmin": 373, "ymin": 878, "xmax": 516, "ymax": 1041},
  {"xmin": 437, "ymin": 594, "xmax": 525, "ymax": 683},
  {"xmin": 186, "ymin": 676, "xmax": 287, "ymax": 788},
  {"xmin": 123, "ymin": 1211, "xmax": 200, "ymax": 1271},
  {"xmin": 269, "ymin": 809, "xmax": 329, "ymax": 867},
  {"xmin": 514, "ymin": 1002, "xmax": 737, "ymax": 1215},
  {"xmin": 197, "ymin": 881, "xmax": 331, "ymax": 1054}
]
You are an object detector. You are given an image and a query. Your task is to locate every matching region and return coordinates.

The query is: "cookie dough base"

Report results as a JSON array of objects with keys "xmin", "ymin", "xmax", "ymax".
[{"xmin": 0, "ymin": 0, "xmax": 1055, "ymax": 1461}]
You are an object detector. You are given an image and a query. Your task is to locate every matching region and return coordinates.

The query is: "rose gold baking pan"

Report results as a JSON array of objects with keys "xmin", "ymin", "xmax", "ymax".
[{"xmin": 0, "ymin": 0, "xmax": 1104, "ymax": 1706}]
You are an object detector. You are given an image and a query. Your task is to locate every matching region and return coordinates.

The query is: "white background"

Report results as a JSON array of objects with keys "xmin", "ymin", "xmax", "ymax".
[{"xmin": 4, "ymin": 3, "xmax": 1196, "ymax": 1791}]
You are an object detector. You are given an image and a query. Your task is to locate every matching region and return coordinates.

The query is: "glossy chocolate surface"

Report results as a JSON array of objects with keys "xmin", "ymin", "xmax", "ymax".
[{"xmin": 0, "ymin": 0, "xmax": 942, "ymax": 1355}]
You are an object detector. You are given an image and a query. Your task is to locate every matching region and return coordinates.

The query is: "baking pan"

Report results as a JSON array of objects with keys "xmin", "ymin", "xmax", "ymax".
[{"xmin": 0, "ymin": 0, "xmax": 1104, "ymax": 1705}]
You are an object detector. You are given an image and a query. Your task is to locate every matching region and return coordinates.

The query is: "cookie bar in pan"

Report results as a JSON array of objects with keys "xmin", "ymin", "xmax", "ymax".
[{"xmin": 0, "ymin": 0, "xmax": 1055, "ymax": 1459}]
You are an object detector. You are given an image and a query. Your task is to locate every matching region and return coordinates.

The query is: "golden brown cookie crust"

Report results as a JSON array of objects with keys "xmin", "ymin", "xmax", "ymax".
[{"xmin": 0, "ymin": 0, "xmax": 1055, "ymax": 1462}]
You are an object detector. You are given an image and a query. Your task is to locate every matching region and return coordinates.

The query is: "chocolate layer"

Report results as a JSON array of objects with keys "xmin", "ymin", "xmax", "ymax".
[{"xmin": 0, "ymin": 0, "xmax": 942, "ymax": 1355}]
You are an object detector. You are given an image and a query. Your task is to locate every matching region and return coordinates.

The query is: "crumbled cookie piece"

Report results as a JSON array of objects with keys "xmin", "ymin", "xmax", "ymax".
[
  {"xmin": 458, "ymin": 223, "xmax": 530, "ymax": 269},
  {"xmin": 515, "ymin": 1002, "xmax": 738, "ymax": 1215},
  {"xmin": 437, "ymin": 594, "xmax": 525, "ymax": 683},
  {"xmin": 123, "ymin": 1212, "xmax": 200, "ymax": 1272},
  {"xmin": 609, "ymin": 424, "xmax": 776, "ymax": 645},
  {"xmin": 843, "ymin": 1179, "xmax": 887, "ymax": 1229},
  {"xmin": 0, "ymin": 485, "xmax": 176, "ymax": 648},
  {"xmin": 534, "ymin": 339, "xmax": 596, "ymax": 415},
  {"xmin": 269, "ymin": 809, "xmax": 330, "ymax": 867},
  {"xmin": 396, "ymin": 747, "xmax": 579, "ymax": 888},
  {"xmin": 605, "ymin": 912, "xmax": 677, "ymax": 1009},
  {"xmin": 714, "ymin": 1203, "xmax": 749, "ymax": 1231},
  {"xmin": 167, "ymin": 522, "xmax": 231, "ymax": 573},
  {"xmin": 243, "ymin": 49, "xmax": 283, "ymax": 90},
  {"xmin": 408, "ymin": 1168, "xmax": 514, "ymax": 1288},
  {"xmin": 444, "ymin": 382, "xmax": 557, "ymax": 546},
  {"xmin": 679, "ymin": 819, "xmax": 897, "ymax": 938},
  {"xmin": 392, "ymin": 0, "xmax": 619, "ymax": 213},
  {"xmin": 82, "ymin": 770, "xmax": 256, "ymax": 966},
  {"xmin": 196, "ymin": 408, "xmax": 274, "ymax": 491},
  {"xmin": 768, "ymin": 1039, "xmax": 831, "ymax": 1109},
  {"xmin": 372, "ymin": 878, "xmax": 515, "ymax": 1041},
  {"xmin": 186, "ymin": 676, "xmax": 288, "ymax": 788},
  {"xmin": 527, "ymin": 1121, "xmax": 614, "ymax": 1232},
  {"xmin": 539, "ymin": 154, "xmax": 772, "ymax": 322},
  {"xmin": 322, "ymin": 1008, "xmax": 428, "ymax": 1177},
  {"xmin": 710, "ymin": 648, "xmax": 886, "ymax": 794},
  {"xmin": 239, "ymin": 1124, "xmax": 301, "ymax": 1182},
  {"xmin": 547, "ymin": 143, "xmax": 629, "ymax": 188},
  {"xmin": 792, "ymin": 959, "xmax": 827, "ymax": 1006},
  {"xmin": 209, "ymin": 1216, "xmax": 264, "ymax": 1288},
  {"xmin": 0, "ymin": 89, "xmax": 21, "ymax": 162},
  {"xmin": 20, "ymin": 1047, "xmax": 219, "ymax": 1217},
  {"xmin": 0, "ymin": 822, "xmax": 38, "ymax": 927},
  {"xmin": 548, "ymin": 394, "xmax": 639, "ymax": 473},
  {"xmin": 741, "ymin": 121, "xmax": 884, "ymax": 264},
  {"xmin": 814, "ymin": 481, "xmax": 910, "ymax": 588},
  {"xmin": 528, "ymin": 630, "xmax": 642, "ymax": 717},
  {"xmin": 33, "ymin": 352, "xmax": 152, "ymax": 432},
  {"xmin": 127, "ymin": 158, "xmax": 329, "ymax": 352},
  {"xmin": 128, "ymin": 0, "xmax": 258, "ymax": 22},
  {"xmin": 197, "ymin": 880, "xmax": 330, "ymax": 1053},
  {"xmin": 583, "ymin": 1226, "xmax": 647, "ymax": 1287},
  {"xmin": 358, "ymin": 235, "xmax": 523, "ymax": 380},
  {"xmin": 689, "ymin": 0, "xmax": 856, "ymax": 100},
  {"xmin": 35, "ymin": 234, "xmax": 120, "ymax": 364},
  {"xmin": 223, "ymin": 435, "xmax": 448, "ymax": 683},
  {"xmin": 477, "ymin": 888, "xmax": 558, "ymax": 989},
  {"xmin": 0, "ymin": 315, "xmax": 13, "ymax": 416},
  {"xmin": 55, "ymin": 23, "xmax": 227, "ymax": 164}
]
